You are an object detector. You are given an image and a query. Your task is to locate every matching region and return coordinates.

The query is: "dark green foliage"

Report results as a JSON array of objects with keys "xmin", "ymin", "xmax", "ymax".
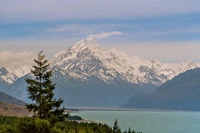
[
  {"xmin": 0, "ymin": 116, "xmax": 142, "ymax": 133},
  {"xmin": 26, "ymin": 51, "xmax": 67, "ymax": 122},
  {"xmin": 53, "ymin": 121, "xmax": 113, "ymax": 133},
  {"xmin": 67, "ymin": 115, "xmax": 83, "ymax": 120},
  {"xmin": 0, "ymin": 116, "xmax": 16, "ymax": 133},
  {"xmin": 128, "ymin": 128, "xmax": 132, "ymax": 133},
  {"xmin": 0, "ymin": 117, "xmax": 50, "ymax": 133},
  {"xmin": 0, "ymin": 117, "xmax": 112, "ymax": 133},
  {"xmin": 123, "ymin": 127, "xmax": 138, "ymax": 133},
  {"xmin": 113, "ymin": 119, "xmax": 121, "ymax": 133},
  {"xmin": 0, "ymin": 115, "xmax": 16, "ymax": 125},
  {"xmin": 15, "ymin": 117, "xmax": 50, "ymax": 133}
]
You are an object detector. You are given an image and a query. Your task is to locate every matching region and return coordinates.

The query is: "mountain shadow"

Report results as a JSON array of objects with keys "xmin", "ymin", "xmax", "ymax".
[{"xmin": 123, "ymin": 68, "xmax": 200, "ymax": 111}]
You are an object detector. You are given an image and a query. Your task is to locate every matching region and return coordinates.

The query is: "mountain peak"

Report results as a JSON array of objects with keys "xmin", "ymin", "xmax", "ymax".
[
  {"xmin": 179, "ymin": 59, "xmax": 199, "ymax": 68},
  {"xmin": 70, "ymin": 39, "xmax": 100, "ymax": 52},
  {"xmin": 50, "ymin": 39, "xmax": 200, "ymax": 86},
  {"xmin": 51, "ymin": 39, "xmax": 101, "ymax": 66},
  {"xmin": 182, "ymin": 59, "xmax": 195, "ymax": 65}
]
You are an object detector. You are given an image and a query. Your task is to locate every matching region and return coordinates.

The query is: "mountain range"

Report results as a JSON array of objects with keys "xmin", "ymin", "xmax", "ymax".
[
  {"xmin": 0, "ymin": 39, "xmax": 199, "ymax": 107},
  {"xmin": 123, "ymin": 68, "xmax": 200, "ymax": 111},
  {"xmin": 0, "ymin": 92, "xmax": 28, "ymax": 116}
]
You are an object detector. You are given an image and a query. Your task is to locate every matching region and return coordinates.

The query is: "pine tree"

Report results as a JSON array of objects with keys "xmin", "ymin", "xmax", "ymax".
[
  {"xmin": 113, "ymin": 119, "xmax": 121, "ymax": 133},
  {"xmin": 26, "ymin": 51, "xmax": 67, "ymax": 122},
  {"xmin": 128, "ymin": 128, "xmax": 131, "ymax": 133}
]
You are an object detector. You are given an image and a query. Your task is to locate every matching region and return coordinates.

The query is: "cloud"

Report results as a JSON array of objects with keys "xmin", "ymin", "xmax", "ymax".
[
  {"xmin": 87, "ymin": 31, "xmax": 124, "ymax": 40},
  {"xmin": 0, "ymin": 40, "xmax": 75, "ymax": 60},
  {"xmin": 0, "ymin": 51, "xmax": 35, "ymax": 69},
  {"xmin": 1, "ymin": 0, "xmax": 200, "ymax": 22}
]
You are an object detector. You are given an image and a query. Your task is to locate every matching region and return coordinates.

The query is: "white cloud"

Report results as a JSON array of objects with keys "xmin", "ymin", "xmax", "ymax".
[
  {"xmin": 0, "ymin": 40, "xmax": 74, "ymax": 59},
  {"xmin": 0, "ymin": 51, "xmax": 35, "ymax": 69},
  {"xmin": 87, "ymin": 31, "xmax": 124, "ymax": 40}
]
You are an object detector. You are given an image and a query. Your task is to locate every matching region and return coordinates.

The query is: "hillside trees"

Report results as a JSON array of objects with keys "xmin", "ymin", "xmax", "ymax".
[{"xmin": 26, "ymin": 51, "xmax": 67, "ymax": 122}]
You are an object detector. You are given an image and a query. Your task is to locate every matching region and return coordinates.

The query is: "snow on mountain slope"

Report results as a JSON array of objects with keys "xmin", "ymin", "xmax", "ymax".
[
  {"xmin": 52, "ymin": 39, "xmax": 138, "ymax": 83},
  {"xmin": 51, "ymin": 39, "xmax": 200, "ymax": 86},
  {"xmin": 1, "ymin": 39, "xmax": 200, "ymax": 107},
  {"xmin": 0, "ymin": 67, "xmax": 18, "ymax": 84},
  {"xmin": 1, "ymin": 39, "xmax": 199, "ymax": 86},
  {"xmin": 0, "ymin": 66, "xmax": 30, "ymax": 84}
]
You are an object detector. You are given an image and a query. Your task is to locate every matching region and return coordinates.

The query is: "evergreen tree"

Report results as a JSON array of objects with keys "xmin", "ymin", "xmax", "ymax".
[
  {"xmin": 128, "ymin": 128, "xmax": 131, "ymax": 133},
  {"xmin": 26, "ymin": 51, "xmax": 67, "ymax": 122},
  {"xmin": 113, "ymin": 119, "xmax": 121, "ymax": 133}
]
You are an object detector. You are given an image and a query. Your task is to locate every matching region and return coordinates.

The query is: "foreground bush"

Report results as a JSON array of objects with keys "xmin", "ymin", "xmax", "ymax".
[
  {"xmin": 0, "ymin": 117, "xmax": 111, "ymax": 133},
  {"xmin": 0, "ymin": 116, "xmax": 141, "ymax": 133}
]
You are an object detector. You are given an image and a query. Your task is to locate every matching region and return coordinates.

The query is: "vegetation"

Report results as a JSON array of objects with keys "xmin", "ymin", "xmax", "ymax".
[
  {"xmin": 0, "ymin": 116, "xmax": 142, "ymax": 133},
  {"xmin": 26, "ymin": 51, "xmax": 67, "ymax": 122},
  {"xmin": 113, "ymin": 119, "xmax": 121, "ymax": 133},
  {"xmin": 0, "ymin": 51, "xmax": 142, "ymax": 133},
  {"xmin": 67, "ymin": 115, "xmax": 83, "ymax": 120}
]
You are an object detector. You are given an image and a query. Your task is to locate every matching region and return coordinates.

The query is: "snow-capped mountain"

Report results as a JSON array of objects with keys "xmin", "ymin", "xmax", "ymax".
[
  {"xmin": 1, "ymin": 39, "xmax": 198, "ymax": 86},
  {"xmin": 1, "ymin": 39, "xmax": 200, "ymax": 107},
  {"xmin": 0, "ymin": 66, "xmax": 30, "ymax": 84},
  {"xmin": 51, "ymin": 39, "xmax": 200, "ymax": 86},
  {"xmin": 51, "ymin": 39, "xmax": 138, "ymax": 83}
]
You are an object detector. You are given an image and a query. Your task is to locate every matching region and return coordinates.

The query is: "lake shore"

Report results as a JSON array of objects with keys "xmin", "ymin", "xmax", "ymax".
[
  {"xmin": 67, "ymin": 106, "xmax": 198, "ymax": 113},
  {"xmin": 69, "ymin": 109, "xmax": 200, "ymax": 133}
]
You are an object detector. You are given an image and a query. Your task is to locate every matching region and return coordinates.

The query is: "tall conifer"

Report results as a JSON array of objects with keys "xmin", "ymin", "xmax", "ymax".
[{"xmin": 26, "ymin": 51, "xmax": 67, "ymax": 121}]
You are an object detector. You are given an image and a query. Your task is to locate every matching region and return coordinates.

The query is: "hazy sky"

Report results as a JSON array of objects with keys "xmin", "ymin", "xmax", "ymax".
[{"xmin": 1, "ymin": 0, "xmax": 200, "ymax": 68}]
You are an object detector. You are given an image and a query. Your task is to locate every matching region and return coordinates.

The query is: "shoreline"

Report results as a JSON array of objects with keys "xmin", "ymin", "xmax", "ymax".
[{"xmin": 66, "ymin": 107, "xmax": 200, "ymax": 113}]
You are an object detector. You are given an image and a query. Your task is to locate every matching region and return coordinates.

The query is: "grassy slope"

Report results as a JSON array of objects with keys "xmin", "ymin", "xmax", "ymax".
[{"xmin": 0, "ymin": 101, "xmax": 29, "ymax": 117}]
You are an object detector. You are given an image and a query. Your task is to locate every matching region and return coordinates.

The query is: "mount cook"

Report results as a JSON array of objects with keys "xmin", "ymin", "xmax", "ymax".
[{"xmin": 0, "ymin": 39, "xmax": 199, "ymax": 107}]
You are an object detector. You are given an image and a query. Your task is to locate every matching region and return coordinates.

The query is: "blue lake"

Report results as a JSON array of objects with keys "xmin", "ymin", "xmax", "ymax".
[{"xmin": 71, "ymin": 110, "xmax": 200, "ymax": 133}]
